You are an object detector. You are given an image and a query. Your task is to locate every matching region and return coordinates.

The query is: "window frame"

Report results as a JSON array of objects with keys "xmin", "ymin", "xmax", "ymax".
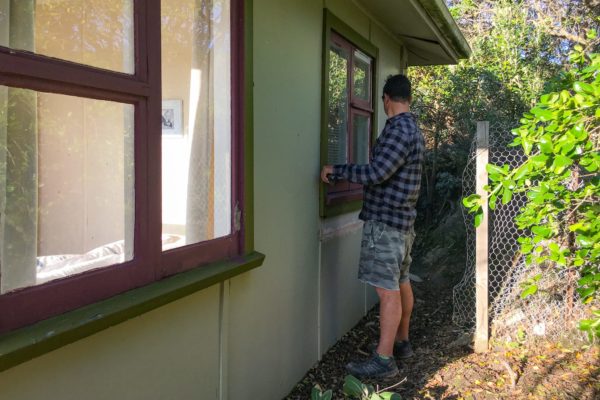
[
  {"xmin": 319, "ymin": 9, "xmax": 378, "ymax": 218},
  {"xmin": 0, "ymin": 0, "xmax": 261, "ymax": 337}
]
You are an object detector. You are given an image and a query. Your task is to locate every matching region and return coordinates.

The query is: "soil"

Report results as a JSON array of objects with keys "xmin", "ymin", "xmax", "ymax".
[{"xmin": 283, "ymin": 225, "xmax": 600, "ymax": 400}]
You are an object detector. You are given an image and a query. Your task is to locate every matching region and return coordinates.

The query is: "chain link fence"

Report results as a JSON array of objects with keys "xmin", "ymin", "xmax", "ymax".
[{"xmin": 452, "ymin": 122, "xmax": 589, "ymax": 343}]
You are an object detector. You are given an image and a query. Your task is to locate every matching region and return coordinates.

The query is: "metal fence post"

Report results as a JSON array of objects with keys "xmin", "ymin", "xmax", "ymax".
[{"xmin": 475, "ymin": 121, "xmax": 489, "ymax": 353}]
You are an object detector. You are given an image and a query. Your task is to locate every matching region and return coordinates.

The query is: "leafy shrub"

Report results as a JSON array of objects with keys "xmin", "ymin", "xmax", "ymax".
[{"xmin": 463, "ymin": 43, "xmax": 600, "ymax": 338}]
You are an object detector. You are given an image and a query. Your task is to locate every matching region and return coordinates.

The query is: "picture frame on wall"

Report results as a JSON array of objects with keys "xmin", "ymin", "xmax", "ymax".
[{"xmin": 161, "ymin": 99, "xmax": 183, "ymax": 136}]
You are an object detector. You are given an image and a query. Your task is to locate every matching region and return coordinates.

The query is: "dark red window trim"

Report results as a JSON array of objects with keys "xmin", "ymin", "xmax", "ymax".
[
  {"xmin": 0, "ymin": 0, "xmax": 246, "ymax": 334},
  {"xmin": 326, "ymin": 31, "xmax": 374, "ymax": 203}
]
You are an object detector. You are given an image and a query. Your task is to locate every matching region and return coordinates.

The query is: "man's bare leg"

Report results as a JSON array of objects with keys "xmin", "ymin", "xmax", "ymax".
[
  {"xmin": 395, "ymin": 280, "xmax": 413, "ymax": 342},
  {"xmin": 375, "ymin": 287, "xmax": 402, "ymax": 357}
]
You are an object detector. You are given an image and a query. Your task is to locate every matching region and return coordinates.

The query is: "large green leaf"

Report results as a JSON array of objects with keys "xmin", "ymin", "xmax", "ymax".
[
  {"xmin": 486, "ymin": 163, "xmax": 506, "ymax": 177},
  {"xmin": 380, "ymin": 393, "xmax": 403, "ymax": 400},
  {"xmin": 531, "ymin": 107, "xmax": 554, "ymax": 121},
  {"xmin": 551, "ymin": 155, "xmax": 573, "ymax": 173},
  {"xmin": 574, "ymin": 81, "xmax": 594, "ymax": 94},
  {"xmin": 502, "ymin": 187, "xmax": 513, "ymax": 204},
  {"xmin": 474, "ymin": 209, "xmax": 484, "ymax": 228},
  {"xmin": 538, "ymin": 135, "xmax": 553, "ymax": 154},
  {"xmin": 521, "ymin": 285, "xmax": 538, "ymax": 299},
  {"xmin": 343, "ymin": 375, "xmax": 369, "ymax": 398},
  {"xmin": 531, "ymin": 225, "xmax": 552, "ymax": 238}
]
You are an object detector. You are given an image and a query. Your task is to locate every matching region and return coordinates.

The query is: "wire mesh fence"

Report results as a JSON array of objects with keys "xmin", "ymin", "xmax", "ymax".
[{"xmin": 453, "ymin": 121, "xmax": 590, "ymax": 343}]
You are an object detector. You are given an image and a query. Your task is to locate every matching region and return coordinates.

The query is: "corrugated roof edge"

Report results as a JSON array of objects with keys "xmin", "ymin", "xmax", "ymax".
[{"xmin": 417, "ymin": 0, "xmax": 472, "ymax": 59}]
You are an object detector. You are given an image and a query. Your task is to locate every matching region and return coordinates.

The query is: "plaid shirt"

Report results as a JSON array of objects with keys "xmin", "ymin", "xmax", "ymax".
[{"xmin": 333, "ymin": 112, "xmax": 424, "ymax": 232}]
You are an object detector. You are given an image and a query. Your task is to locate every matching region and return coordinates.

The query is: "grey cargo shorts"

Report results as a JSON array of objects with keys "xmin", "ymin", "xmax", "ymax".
[{"xmin": 358, "ymin": 220, "xmax": 416, "ymax": 291}]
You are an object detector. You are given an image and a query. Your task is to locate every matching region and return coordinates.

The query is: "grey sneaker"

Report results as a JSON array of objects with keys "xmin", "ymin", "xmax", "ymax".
[
  {"xmin": 394, "ymin": 340, "xmax": 414, "ymax": 359},
  {"xmin": 367, "ymin": 340, "xmax": 414, "ymax": 359},
  {"xmin": 346, "ymin": 352, "xmax": 399, "ymax": 379}
]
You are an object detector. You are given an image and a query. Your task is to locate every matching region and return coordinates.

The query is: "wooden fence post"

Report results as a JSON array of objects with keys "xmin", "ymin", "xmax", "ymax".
[{"xmin": 475, "ymin": 121, "xmax": 489, "ymax": 353}]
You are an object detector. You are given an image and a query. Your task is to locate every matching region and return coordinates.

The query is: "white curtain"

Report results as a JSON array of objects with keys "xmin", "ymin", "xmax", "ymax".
[{"xmin": 185, "ymin": 0, "xmax": 215, "ymax": 244}]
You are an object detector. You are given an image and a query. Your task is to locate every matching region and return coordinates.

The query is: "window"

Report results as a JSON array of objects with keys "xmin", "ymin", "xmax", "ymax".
[
  {"xmin": 0, "ymin": 0, "xmax": 252, "ymax": 334},
  {"xmin": 0, "ymin": 0, "xmax": 135, "ymax": 74},
  {"xmin": 320, "ymin": 11, "xmax": 377, "ymax": 217},
  {"xmin": 161, "ymin": 0, "xmax": 232, "ymax": 250}
]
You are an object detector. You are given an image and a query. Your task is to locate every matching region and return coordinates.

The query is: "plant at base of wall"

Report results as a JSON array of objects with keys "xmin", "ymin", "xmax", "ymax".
[
  {"xmin": 311, "ymin": 385, "xmax": 333, "ymax": 400},
  {"xmin": 312, "ymin": 375, "xmax": 404, "ymax": 400}
]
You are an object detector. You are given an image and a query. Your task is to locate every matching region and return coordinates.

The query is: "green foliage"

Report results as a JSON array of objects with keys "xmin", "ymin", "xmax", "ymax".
[
  {"xmin": 311, "ymin": 375, "xmax": 402, "ymax": 400},
  {"xmin": 412, "ymin": 0, "xmax": 600, "ymax": 228},
  {"xmin": 579, "ymin": 310, "xmax": 600, "ymax": 338},
  {"xmin": 311, "ymin": 385, "xmax": 333, "ymax": 400},
  {"xmin": 464, "ymin": 46, "xmax": 600, "ymax": 338},
  {"xmin": 342, "ymin": 375, "xmax": 402, "ymax": 400},
  {"xmin": 329, "ymin": 47, "xmax": 348, "ymax": 129}
]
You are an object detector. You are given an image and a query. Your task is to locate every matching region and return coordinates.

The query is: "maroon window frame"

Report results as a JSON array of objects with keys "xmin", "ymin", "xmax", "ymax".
[
  {"xmin": 326, "ymin": 31, "xmax": 373, "ymax": 206},
  {"xmin": 0, "ymin": 0, "xmax": 246, "ymax": 334}
]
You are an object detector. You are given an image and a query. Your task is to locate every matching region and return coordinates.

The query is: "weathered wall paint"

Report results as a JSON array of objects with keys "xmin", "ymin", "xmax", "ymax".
[
  {"xmin": 227, "ymin": 0, "xmax": 323, "ymax": 397},
  {"xmin": 0, "ymin": 287, "xmax": 222, "ymax": 400}
]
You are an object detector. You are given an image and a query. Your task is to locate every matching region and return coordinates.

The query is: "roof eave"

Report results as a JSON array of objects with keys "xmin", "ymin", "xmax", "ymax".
[{"xmin": 414, "ymin": 0, "xmax": 471, "ymax": 62}]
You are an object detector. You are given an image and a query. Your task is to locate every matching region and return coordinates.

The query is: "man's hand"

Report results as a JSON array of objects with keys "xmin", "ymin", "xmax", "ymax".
[{"xmin": 320, "ymin": 165, "xmax": 334, "ymax": 184}]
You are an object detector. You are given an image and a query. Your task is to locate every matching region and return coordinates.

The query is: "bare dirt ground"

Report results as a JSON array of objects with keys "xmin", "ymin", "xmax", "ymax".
[{"xmin": 284, "ymin": 230, "xmax": 600, "ymax": 399}]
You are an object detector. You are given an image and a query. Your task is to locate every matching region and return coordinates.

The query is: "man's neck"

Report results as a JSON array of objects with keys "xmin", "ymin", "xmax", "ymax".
[{"xmin": 386, "ymin": 101, "xmax": 410, "ymax": 118}]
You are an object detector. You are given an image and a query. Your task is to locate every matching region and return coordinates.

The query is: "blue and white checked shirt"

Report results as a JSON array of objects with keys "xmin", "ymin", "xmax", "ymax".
[{"xmin": 333, "ymin": 112, "xmax": 424, "ymax": 232}]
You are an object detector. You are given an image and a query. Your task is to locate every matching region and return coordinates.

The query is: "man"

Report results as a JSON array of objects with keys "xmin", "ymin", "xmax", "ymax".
[{"xmin": 320, "ymin": 74, "xmax": 424, "ymax": 379}]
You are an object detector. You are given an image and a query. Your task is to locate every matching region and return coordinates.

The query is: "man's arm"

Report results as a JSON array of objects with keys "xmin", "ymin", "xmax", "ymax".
[{"xmin": 333, "ymin": 129, "xmax": 409, "ymax": 185}]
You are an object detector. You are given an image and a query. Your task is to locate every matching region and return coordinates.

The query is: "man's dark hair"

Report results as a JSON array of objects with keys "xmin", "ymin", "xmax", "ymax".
[{"xmin": 383, "ymin": 74, "xmax": 411, "ymax": 102}]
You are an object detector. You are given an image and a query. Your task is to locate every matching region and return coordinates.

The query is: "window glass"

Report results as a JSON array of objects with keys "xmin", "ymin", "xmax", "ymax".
[
  {"xmin": 0, "ymin": 0, "xmax": 134, "ymax": 74},
  {"xmin": 161, "ymin": 0, "xmax": 232, "ymax": 250},
  {"xmin": 352, "ymin": 113, "xmax": 370, "ymax": 165},
  {"xmin": 0, "ymin": 86, "xmax": 134, "ymax": 294},
  {"xmin": 322, "ymin": 28, "xmax": 375, "ymax": 211},
  {"xmin": 327, "ymin": 44, "xmax": 349, "ymax": 165},
  {"xmin": 352, "ymin": 49, "xmax": 371, "ymax": 102}
]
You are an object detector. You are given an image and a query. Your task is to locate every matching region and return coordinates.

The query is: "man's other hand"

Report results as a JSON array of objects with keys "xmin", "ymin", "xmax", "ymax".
[{"xmin": 320, "ymin": 165, "xmax": 334, "ymax": 183}]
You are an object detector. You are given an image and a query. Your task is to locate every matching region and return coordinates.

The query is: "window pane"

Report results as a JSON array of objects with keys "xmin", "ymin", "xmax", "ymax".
[
  {"xmin": 0, "ymin": 86, "xmax": 134, "ymax": 294},
  {"xmin": 327, "ymin": 44, "xmax": 349, "ymax": 165},
  {"xmin": 0, "ymin": 0, "xmax": 134, "ymax": 74},
  {"xmin": 352, "ymin": 113, "xmax": 370, "ymax": 164},
  {"xmin": 161, "ymin": 0, "xmax": 232, "ymax": 250},
  {"xmin": 352, "ymin": 50, "xmax": 371, "ymax": 102}
]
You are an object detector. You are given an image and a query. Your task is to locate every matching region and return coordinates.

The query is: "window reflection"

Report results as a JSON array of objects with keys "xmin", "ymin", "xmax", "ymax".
[
  {"xmin": 327, "ymin": 44, "xmax": 349, "ymax": 165},
  {"xmin": 353, "ymin": 50, "xmax": 371, "ymax": 101},
  {"xmin": 0, "ymin": 0, "xmax": 134, "ymax": 74},
  {"xmin": 0, "ymin": 86, "xmax": 134, "ymax": 294}
]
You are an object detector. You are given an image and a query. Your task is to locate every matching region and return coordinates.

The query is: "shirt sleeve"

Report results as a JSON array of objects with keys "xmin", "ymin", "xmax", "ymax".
[{"xmin": 333, "ymin": 124, "xmax": 410, "ymax": 185}]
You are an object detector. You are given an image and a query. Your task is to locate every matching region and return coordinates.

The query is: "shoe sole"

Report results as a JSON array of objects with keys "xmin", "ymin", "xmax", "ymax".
[
  {"xmin": 346, "ymin": 368, "xmax": 400, "ymax": 379},
  {"xmin": 346, "ymin": 363, "xmax": 400, "ymax": 379}
]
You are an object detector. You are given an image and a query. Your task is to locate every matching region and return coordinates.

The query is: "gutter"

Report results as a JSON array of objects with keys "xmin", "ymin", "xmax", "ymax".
[{"xmin": 416, "ymin": 0, "xmax": 472, "ymax": 59}]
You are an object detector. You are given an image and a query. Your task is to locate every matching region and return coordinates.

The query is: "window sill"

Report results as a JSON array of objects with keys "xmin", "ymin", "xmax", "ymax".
[{"xmin": 0, "ymin": 251, "xmax": 265, "ymax": 373}]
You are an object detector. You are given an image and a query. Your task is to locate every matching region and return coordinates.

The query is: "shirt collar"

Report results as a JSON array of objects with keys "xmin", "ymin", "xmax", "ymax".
[{"xmin": 386, "ymin": 112, "xmax": 415, "ymax": 124}]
